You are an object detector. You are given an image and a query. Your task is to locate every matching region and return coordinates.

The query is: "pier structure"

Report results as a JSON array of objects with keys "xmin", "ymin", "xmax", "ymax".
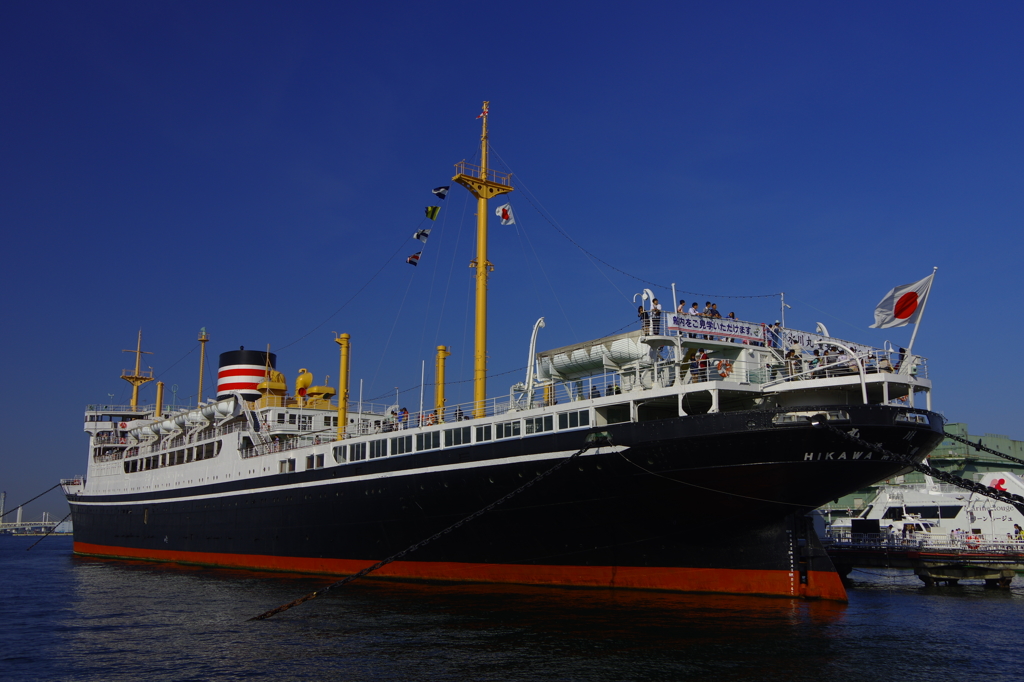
[{"xmin": 825, "ymin": 533, "xmax": 1024, "ymax": 587}]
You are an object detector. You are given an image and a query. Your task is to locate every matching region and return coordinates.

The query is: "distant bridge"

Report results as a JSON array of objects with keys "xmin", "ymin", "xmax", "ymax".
[{"xmin": 0, "ymin": 492, "xmax": 66, "ymax": 535}]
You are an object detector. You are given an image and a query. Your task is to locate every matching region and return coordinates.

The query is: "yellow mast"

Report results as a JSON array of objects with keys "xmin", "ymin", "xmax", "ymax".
[
  {"xmin": 335, "ymin": 333, "xmax": 350, "ymax": 439},
  {"xmin": 434, "ymin": 345, "xmax": 450, "ymax": 423},
  {"xmin": 452, "ymin": 101, "xmax": 513, "ymax": 417},
  {"xmin": 120, "ymin": 329, "xmax": 154, "ymax": 408},
  {"xmin": 197, "ymin": 328, "xmax": 209, "ymax": 404}
]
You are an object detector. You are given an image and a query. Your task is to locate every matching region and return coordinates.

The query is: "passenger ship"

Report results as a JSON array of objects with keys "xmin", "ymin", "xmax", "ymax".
[{"xmin": 63, "ymin": 105, "xmax": 945, "ymax": 602}]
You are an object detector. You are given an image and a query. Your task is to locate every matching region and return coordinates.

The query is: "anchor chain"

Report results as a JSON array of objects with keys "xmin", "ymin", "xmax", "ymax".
[
  {"xmin": 250, "ymin": 438, "xmax": 606, "ymax": 621},
  {"xmin": 943, "ymin": 431, "xmax": 1024, "ymax": 468},
  {"xmin": 809, "ymin": 416, "xmax": 1024, "ymax": 516}
]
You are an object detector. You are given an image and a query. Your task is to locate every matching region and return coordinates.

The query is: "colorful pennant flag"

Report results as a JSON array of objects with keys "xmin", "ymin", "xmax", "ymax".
[
  {"xmin": 432, "ymin": 186, "xmax": 449, "ymax": 200},
  {"xmin": 413, "ymin": 229, "xmax": 431, "ymax": 243},
  {"xmin": 425, "ymin": 206, "xmax": 440, "ymax": 220},
  {"xmin": 495, "ymin": 203, "xmax": 515, "ymax": 225},
  {"xmin": 406, "ymin": 252, "xmax": 422, "ymax": 266}
]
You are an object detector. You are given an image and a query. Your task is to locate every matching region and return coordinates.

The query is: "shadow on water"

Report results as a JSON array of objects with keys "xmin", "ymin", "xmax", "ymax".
[{"xmin": 4, "ymin": 537, "xmax": 1024, "ymax": 681}]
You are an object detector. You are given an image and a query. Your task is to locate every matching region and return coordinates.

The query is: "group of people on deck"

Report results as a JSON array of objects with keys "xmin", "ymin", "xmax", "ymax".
[
  {"xmin": 770, "ymin": 345, "xmax": 908, "ymax": 382},
  {"xmin": 637, "ymin": 299, "xmax": 739, "ymax": 339}
]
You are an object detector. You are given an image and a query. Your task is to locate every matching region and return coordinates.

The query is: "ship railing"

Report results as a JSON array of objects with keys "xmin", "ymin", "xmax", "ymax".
[
  {"xmin": 92, "ymin": 434, "xmax": 129, "ymax": 445},
  {"xmin": 824, "ymin": 530, "xmax": 1024, "ymax": 553},
  {"xmin": 526, "ymin": 359, "xmax": 773, "ymax": 407},
  {"xmin": 92, "ymin": 451, "xmax": 124, "ymax": 462},
  {"xmin": 762, "ymin": 349, "xmax": 928, "ymax": 388},
  {"xmin": 85, "ymin": 404, "xmax": 158, "ymax": 413},
  {"xmin": 133, "ymin": 420, "xmax": 249, "ymax": 455},
  {"xmin": 453, "ymin": 161, "xmax": 513, "ymax": 187},
  {"xmin": 250, "ymin": 395, "xmax": 393, "ymax": 415},
  {"xmin": 239, "ymin": 433, "xmax": 333, "ymax": 459}
]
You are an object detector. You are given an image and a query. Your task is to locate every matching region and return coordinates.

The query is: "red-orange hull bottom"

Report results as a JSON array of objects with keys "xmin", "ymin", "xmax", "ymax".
[{"xmin": 74, "ymin": 541, "xmax": 848, "ymax": 602}]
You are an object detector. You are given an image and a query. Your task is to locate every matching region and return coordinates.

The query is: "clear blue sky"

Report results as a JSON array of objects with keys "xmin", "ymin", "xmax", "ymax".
[{"xmin": 2, "ymin": 1, "xmax": 1022, "ymax": 519}]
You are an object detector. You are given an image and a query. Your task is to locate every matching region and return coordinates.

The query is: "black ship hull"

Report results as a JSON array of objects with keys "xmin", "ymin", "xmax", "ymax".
[{"xmin": 68, "ymin": 405, "xmax": 944, "ymax": 601}]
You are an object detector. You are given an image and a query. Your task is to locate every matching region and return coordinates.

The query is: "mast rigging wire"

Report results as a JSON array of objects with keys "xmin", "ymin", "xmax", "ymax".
[{"xmin": 489, "ymin": 146, "xmax": 781, "ymax": 300}]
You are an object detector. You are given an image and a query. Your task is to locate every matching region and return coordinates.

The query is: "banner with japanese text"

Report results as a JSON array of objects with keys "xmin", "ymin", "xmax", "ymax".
[{"xmin": 666, "ymin": 314, "xmax": 765, "ymax": 343}]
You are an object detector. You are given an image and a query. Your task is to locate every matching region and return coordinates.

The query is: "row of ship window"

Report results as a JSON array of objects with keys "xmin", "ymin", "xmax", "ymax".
[
  {"xmin": 329, "ymin": 409, "xmax": 590, "ymax": 464},
  {"xmin": 273, "ymin": 413, "xmax": 340, "ymax": 429},
  {"xmin": 122, "ymin": 441, "xmax": 222, "ymax": 474}
]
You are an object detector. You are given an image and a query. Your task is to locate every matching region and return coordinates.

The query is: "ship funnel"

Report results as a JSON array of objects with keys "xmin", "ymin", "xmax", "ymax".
[{"xmin": 217, "ymin": 348, "xmax": 276, "ymax": 402}]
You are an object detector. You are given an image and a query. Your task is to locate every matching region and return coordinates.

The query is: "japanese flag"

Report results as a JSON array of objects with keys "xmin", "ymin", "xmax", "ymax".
[
  {"xmin": 870, "ymin": 273, "xmax": 934, "ymax": 328},
  {"xmin": 495, "ymin": 203, "xmax": 515, "ymax": 225}
]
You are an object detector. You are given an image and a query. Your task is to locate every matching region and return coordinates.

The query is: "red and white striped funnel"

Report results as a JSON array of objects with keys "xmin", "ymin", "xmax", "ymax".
[{"xmin": 217, "ymin": 348, "xmax": 276, "ymax": 401}]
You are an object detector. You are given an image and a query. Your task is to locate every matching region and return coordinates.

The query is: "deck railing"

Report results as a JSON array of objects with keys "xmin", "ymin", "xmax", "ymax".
[{"xmin": 825, "ymin": 530, "xmax": 1024, "ymax": 553}]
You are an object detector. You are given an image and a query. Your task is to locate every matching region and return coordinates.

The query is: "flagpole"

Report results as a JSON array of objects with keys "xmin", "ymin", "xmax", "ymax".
[{"xmin": 905, "ymin": 266, "xmax": 938, "ymax": 356}]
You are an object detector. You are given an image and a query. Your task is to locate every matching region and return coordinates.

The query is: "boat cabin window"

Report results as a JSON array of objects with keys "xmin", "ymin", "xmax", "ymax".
[
  {"xmin": 277, "ymin": 413, "xmax": 285, "ymax": 424},
  {"xmin": 417, "ymin": 431, "xmax": 441, "ymax": 451},
  {"xmin": 495, "ymin": 420, "xmax": 521, "ymax": 439},
  {"xmin": 369, "ymin": 439, "xmax": 387, "ymax": 459},
  {"xmin": 333, "ymin": 445, "xmax": 346, "ymax": 463},
  {"xmin": 323, "ymin": 416, "xmax": 338, "ymax": 427},
  {"xmin": 525, "ymin": 416, "xmax": 553, "ymax": 435},
  {"xmin": 476, "ymin": 425, "xmax": 492, "ymax": 442},
  {"xmin": 349, "ymin": 442, "xmax": 367, "ymax": 461},
  {"xmin": 557, "ymin": 410, "xmax": 590, "ymax": 430},
  {"xmin": 445, "ymin": 426, "xmax": 471, "ymax": 447},
  {"xmin": 279, "ymin": 459, "xmax": 296, "ymax": 473},
  {"xmin": 391, "ymin": 435, "xmax": 413, "ymax": 455}
]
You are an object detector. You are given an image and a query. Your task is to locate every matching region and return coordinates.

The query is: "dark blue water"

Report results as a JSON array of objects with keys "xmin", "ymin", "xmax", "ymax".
[{"xmin": 2, "ymin": 536, "xmax": 1022, "ymax": 681}]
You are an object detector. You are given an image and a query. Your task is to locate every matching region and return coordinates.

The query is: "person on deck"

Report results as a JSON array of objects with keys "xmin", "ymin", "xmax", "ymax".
[
  {"xmin": 709, "ymin": 303, "xmax": 722, "ymax": 340},
  {"xmin": 697, "ymin": 348, "xmax": 709, "ymax": 382},
  {"xmin": 650, "ymin": 298, "xmax": 663, "ymax": 335},
  {"xmin": 688, "ymin": 301, "xmax": 700, "ymax": 338}
]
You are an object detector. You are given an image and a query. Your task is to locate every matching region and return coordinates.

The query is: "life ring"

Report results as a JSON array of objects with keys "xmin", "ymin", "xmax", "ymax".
[
  {"xmin": 119, "ymin": 422, "xmax": 127, "ymax": 429},
  {"xmin": 119, "ymin": 438, "xmax": 126, "ymax": 444},
  {"xmin": 426, "ymin": 413, "xmax": 436, "ymax": 426},
  {"xmin": 966, "ymin": 535, "xmax": 980, "ymax": 549},
  {"xmin": 717, "ymin": 360, "xmax": 733, "ymax": 378}
]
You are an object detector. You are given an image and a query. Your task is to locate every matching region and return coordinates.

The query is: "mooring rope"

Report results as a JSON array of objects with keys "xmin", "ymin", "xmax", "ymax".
[
  {"xmin": 25, "ymin": 512, "xmax": 72, "ymax": 551},
  {"xmin": 249, "ymin": 438, "xmax": 605, "ymax": 621},
  {"xmin": 0, "ymin": 483, "xmax": 62, "ymax": 519}
]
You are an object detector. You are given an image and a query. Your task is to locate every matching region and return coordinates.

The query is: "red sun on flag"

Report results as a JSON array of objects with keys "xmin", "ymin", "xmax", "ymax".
[{"xmin": 893, "ymin": 292, "xmax": 919, "ymax": 319}]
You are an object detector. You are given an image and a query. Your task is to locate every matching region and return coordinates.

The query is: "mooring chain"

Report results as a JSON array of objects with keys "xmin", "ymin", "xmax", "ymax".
[
  {"xmin": 943, "ymin": 431, "xmax": 1024, "ymax": 468},
  {"xmin": 810, "ymin": 417, "xmax": 1024, "ymax": 515},
  {"xmin": 250, "ymin": 440, "xmax": 602, "ymax": 621}
]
